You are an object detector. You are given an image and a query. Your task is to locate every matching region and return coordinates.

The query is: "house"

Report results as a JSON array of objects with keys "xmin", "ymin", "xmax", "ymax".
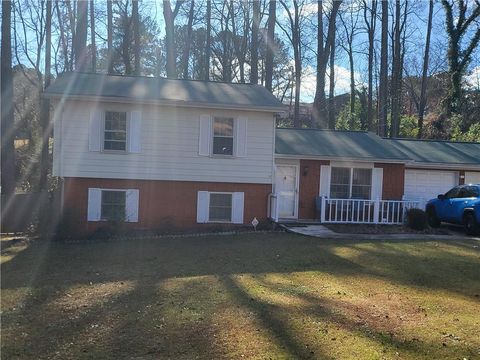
[
  {"xmin": 273, "ymin": 129, "xmax": 480, "ymax": 224},
  {"xmin": 46, "ymin": 72, "xmax": 480, "ymax": 235},
  {"xmin": 45, "ymin": 72, "xmax": 284, "ymax": 236}
]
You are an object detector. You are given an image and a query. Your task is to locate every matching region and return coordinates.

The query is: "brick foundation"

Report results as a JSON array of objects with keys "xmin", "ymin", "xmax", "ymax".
[{"xmin": 62, "ymin": 177, "xmax": 271, "ymax": 236}]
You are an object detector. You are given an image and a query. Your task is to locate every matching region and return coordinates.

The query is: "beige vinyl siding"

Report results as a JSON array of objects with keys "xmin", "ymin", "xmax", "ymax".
[{"xmin": 53, "ymin": 100, "xmax": 275, "ymax": 184}]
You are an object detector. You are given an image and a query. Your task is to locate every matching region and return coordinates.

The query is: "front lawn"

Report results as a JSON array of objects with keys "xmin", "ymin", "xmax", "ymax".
[{"xmin": 1, "ymin": 233, "xmax": 479, "ymax": 359}]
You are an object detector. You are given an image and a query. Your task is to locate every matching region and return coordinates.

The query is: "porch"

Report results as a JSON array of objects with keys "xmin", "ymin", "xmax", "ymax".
[{"xmin": 268, "ymin": 194, "xmax": 419, "ymax": 225}]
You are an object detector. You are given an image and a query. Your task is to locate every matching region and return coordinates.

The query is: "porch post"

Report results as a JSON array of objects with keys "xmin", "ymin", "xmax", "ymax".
[
  {"xmin": 320, "ymin": 196, "xmax": 326, "ymax": 223},
  {"xmin": 373, "ymin": 198, "xmax": 380, "ymax": 224}
]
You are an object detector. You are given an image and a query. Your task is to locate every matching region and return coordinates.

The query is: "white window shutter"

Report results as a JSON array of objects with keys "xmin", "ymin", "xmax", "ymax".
[
  {"xmin": 197, "ymin": 191, "xmax": 209, "ymax": 223},
  {"xmin": 87, "ymin": 188, "xmax": 102, "ymax": 221},
  {"xmin": 89, "ymin": 109, "xmax": 102, "ymax": 152},
  {"xmin": 232, "ymin": 192, "xmax": 245, "ymax": 224},
  {"xmin": 125, "ymin": 189, "xmax": 139, "ymax": 222},
  {"xmin": 371, "ymin": 168, "xmax": 384, "ymax": 200},
  {"xmin": 198, "ymin": 115, "xmax": 212, "ymax": 156},
  {"xmin": 319, "ymin": 165, "xmax": 331, "ymax": 197},
  {"xmin": 128, "ymin": 110, "xmax": 142, "ymax": 153},
  {"xmin": 235, "ymin": 117, "xmax": 248, "ymax": 157}
]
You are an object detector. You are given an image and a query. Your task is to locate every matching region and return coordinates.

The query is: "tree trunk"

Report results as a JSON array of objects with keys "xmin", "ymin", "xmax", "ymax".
[
  {"xmin": 251, "ymin": 0, "xmax": 260, "ymax": 84},
  {"xmin": 107, "ymin": 0, "xmax": 113, "ymax": 73},
  {"xmin": 1, "ymin": 0, "xmax": 16, "ymax": 198},
  {"xmin": 56, "ymin": 1, "xmax": 69, "ymax": 71},
  {"xmin": 39, "ymin": 0, "xmax": 52, "ymax": 191},
  {"xmin": 182, "ymin": 0, "xmax": 195, "ymax": 79},
  {"xmin": 163, "ymin": 1, "xmax": 176, "ymax": 78},
  {"xmin": 312, "ymin": 0, "xmax": 342, "ymax": 128},
  {"xmin": 390, "ymin": 0, "xmax": 401, "ymax": 138},
  {"xmin": 328, "ymin": 38, "xmax": 336, "ymax": 129},
  {"xmin": 74, "ymin": 0, "xmax": 88, "ymax": 71},
  {"xmin": 377, "ymin": 0, "xmax": 388, "ymax": 137},
  {"xmin": 364, "ymin": 0, "xmax": 376, "ymax": 131},
  {"xmin": 133, "ymin": 0, "xmax": 140, "ymax": 75},
  {"xmin": 348, "ymin": 44, "xmax": 355, "ymax": 129},
  {"xmin": 265, "ymin": 0, "xmax": 276, "ymax": 92},
  {"xmin": 205, "ymin": 0, "xmax": 211, "ymax": 81},
  {"xmin": 90, "ymin": 0, "xmax": 96, "ymax": 72},
  {"xmin": 418, "ymin": 0, "xmax": 433, "ymax": 138}
]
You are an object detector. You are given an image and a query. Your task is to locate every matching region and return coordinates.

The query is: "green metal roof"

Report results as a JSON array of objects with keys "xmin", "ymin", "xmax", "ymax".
[
  {"xmin": 44, "ymin": 72, "xmax": 285, "ymax": 111},
  {"xmin": 386, "ymin": 138, "xmax": 480, "ymax": 165},
  {"xmin": 275, "ymin": 128, "xmax": 411, "ymax": 161}
]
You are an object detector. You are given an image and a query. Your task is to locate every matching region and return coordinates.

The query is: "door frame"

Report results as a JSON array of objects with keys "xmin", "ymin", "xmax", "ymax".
[{"xmin": 275, "ymin": 164, "xmax": 299, "ymax": 219}]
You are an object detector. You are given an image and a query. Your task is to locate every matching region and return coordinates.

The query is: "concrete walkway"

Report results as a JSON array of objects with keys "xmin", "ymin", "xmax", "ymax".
[{"xmin": 280, "ymin": 224, "xmax": 480, "ymax": 241}]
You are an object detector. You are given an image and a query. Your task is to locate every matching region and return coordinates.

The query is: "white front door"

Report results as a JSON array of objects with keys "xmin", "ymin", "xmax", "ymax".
[{"xmin": 276, "ymin": 165, "xmax": 298, "ymax": 218}]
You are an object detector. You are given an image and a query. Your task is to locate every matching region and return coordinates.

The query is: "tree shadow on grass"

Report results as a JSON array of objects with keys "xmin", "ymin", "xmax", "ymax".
[{"xmin": 1, "ymin": 233, "xmax": 479, "ymax": 359}]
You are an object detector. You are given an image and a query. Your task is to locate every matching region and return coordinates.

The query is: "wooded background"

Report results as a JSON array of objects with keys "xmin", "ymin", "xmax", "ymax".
[{"xmin": 1, "ymin": 0, "xmax": 480, "ymax": 197}]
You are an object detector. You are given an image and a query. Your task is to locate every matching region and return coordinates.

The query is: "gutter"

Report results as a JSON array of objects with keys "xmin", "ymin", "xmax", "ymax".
[{"xmin": 274, "ymin": 154, "xmax": 410, "ymax": 164}]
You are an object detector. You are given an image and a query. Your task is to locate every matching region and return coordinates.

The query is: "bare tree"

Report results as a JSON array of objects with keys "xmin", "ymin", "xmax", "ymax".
[
  {"xmin": 90, "ymin": 0, "xmax": 96, "ymax": 72},
  {"xmin": 278, "ymin": 0, "xmax": 302, "ymax": 127},
  {"xmin": 390, "ymin": 0, "xmax": 403, "ymax": 137},
  {"xmin": 107, "ymin": 0, "xmax": 113, "ymax": 73},
  {"xmin": 181, "ymin": 0, "xmax": 195, "ymax": 79},
  {"xmin": 1, "ymin": 0, "xmax": 16, "ymax": 198},
  {"xmin": 163, "ymin": 0, "xmax": 183, "ymax": 78},
  {"xmin": 418, "ymin": 0, "xmax": 434, "ymax": 138},
  {"xmin": 265, "ymin": 0, "xmax": 276, "ymax": 92},
  {"xmin": 74, "ymin": 0, "xmax": 88, "ymax": 71},
  {"xmin": 377, "ymin": 0, "xmax": 388, "ymax": 136},
  {"xmin": 251, "ymin": 0, "xmax": 260, "ymax": 84},
  {"xmin": 312, "ymin": 0, "xmax": 342, "ymax": 129},
  {"xmin": 133, "ymin": 0, "xmax": 140, "ymax": 74},
  {"xmin": 205, "ymin": 0, "xmax": 211, "ymax": 80},
  {"xmin": 362, "ymin": 0, "xmax": 377, "ymax": 131}
]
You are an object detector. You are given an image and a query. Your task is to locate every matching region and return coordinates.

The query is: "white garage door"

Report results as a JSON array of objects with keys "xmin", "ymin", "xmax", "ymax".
[
  {"xmin": 465, "ymin": 172, "xmax": 480, "ymax": 185},
  {"xmin": 404, "ymin": 169, "xmax": 458, "ymax": 207}
]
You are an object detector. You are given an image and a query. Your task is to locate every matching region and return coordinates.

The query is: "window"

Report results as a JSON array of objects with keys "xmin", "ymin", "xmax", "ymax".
[
  {"xmin": 104, "ymin": 111, "xmax": 127, "ymax": 151},
  {"xmin": 330, "ymin": 167, "xmax": 372, "ymax": 199},
  {"xmin": 101, "ymin": 190, "xmax": 126, "ymax": 221},
  {"xmin": 444, "ymin": 186, "xmax": 461, "ymax": 199},
  {"xmin": 330, "ymin": 167, "xmax": 350, "ymax": 198},
  {"xmin": 213, "ymin": 117, "xmax": 234, "ymax": 155},
  {"xmin": 352, "ymin": 168, "xmax": 372, "ymax": 199},
  {"xmin": 209, "ymin": 193, "xmax": 232, "ymax": 222}
]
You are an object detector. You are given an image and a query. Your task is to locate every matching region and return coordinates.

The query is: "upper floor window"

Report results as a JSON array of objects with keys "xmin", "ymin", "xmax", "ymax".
[
  {"xmin": 330, "ymin": 167, "xmax": 372, "ymax": 199},
  {"xmin": 212, "ymin": 117, "xmax": 234, "ymax": 155},
  {"xmin": 104, "ymin": 111, "xmax": 127, "ymax": 151}
]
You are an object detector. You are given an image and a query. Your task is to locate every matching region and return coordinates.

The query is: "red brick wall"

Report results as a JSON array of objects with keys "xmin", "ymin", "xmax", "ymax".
[
  {"xmin": 62, "ymin": 177, "xmax": 271, "ymax": 236},
  {"xmin": 298, "ymin": 160, "xmax": 329, "ymax": 219},
  {"xmin": 374, "ymin": 163, "xmax": 405, "ymax": 200}
]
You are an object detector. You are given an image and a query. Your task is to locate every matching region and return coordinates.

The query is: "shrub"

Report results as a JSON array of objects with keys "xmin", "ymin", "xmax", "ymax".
[{"xmin": 406, "ymin": 208, "xmax": 428, "ymax": 230}]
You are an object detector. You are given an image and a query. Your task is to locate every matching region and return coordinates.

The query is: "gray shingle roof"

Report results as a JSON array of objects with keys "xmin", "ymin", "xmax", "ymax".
[
  {"xmin": 386, "ymin": 138, "xmax": 480, "ymax": 165},
  {"xmin": 275, "ymin": 128, "xmax": 411, "ymax": 161},
  {"xmin": 44, "ymin": 72, "xmax": 285, "ymax": 112}
]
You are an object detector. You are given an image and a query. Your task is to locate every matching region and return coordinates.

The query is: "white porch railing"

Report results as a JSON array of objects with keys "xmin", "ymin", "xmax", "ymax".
[
  {"xmin": 320, "ymin": 197, "xmax": 420, "ymax": 224},
  {"xmin": 268, "ymin": 193, "xmax": 279, "ymax": 222}
]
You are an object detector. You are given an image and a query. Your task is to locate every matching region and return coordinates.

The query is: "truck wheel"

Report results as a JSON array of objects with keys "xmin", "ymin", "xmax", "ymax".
[
  {"xmin": 427, "ymin": 208, "xmax": 440, "ymax": 228},
  {"xmin": 464, "ymin": 213, "xmax": 478, "ymax": 236}
]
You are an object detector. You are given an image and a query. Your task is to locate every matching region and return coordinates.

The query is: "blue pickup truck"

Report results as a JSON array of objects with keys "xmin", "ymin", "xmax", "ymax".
[{"xmin": 426, "ymin": 184, "xmax": 480, "ymax": 235}]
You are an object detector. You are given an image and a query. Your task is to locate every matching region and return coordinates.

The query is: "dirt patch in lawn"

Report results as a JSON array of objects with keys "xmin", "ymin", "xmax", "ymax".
[{"xmin": 325, "ymin": 224, "xmax": 451, "ymax": 235}]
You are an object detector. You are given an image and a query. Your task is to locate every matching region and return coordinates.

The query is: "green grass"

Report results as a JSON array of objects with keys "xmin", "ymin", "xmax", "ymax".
[{"xmin": 1, "ymin": 233, "xmax": 479, "ymax": 359}]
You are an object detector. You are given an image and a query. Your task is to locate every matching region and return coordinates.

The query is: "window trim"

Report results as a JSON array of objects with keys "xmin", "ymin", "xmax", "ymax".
[
  {"xmin": 102, "ymin": 110, "xmax": 129, "ymax": 154},
  {"xmin": 207, "ymin": 191, "xmax": 234, "ymax": 223},
  {"xmin": 211, "ymin": 116, "xmax": 236, "ymax": 157},
  {"xmin": 330, "ymin": 167, "xmax": 372, "ymax": 199},
  {"xmin": 99, "ymin": 188, "xmax": 127, "ymax": 221}
]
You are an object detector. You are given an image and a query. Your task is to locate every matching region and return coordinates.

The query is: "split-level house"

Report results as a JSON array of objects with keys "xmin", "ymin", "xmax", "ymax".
[{"xmin": 46, "ymin": 73, "xmax": 480, "ymax": 235}]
